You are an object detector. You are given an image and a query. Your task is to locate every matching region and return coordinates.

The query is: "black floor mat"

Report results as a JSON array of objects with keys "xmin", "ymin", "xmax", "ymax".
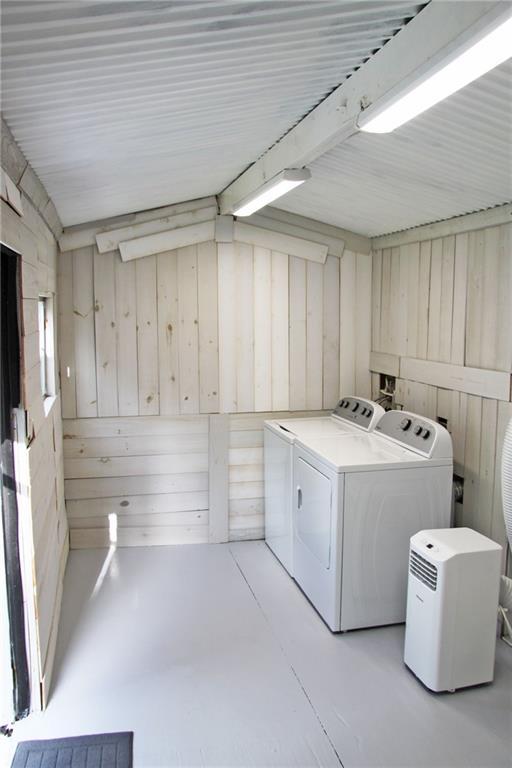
[{"xmin": 11, "ymin": 732, "xmax": 133, "ymax": 767}]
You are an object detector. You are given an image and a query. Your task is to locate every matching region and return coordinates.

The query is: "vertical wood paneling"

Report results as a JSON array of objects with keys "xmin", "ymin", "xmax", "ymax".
[
  {"xmin": 380, "ymin": 248, "xmax": 392, "ymax": 353},
  {"xmin": 136, "ymin": 255, "xmax": 159, "ymax": 415},
  {"xmin": 322, "ymin": 254, "xmax": 340, "ymax": 408},
  {"xmin": 73, "ymin": 247, "xmax": 97, "ymax": 417},
  {"xmin": 416, "ymin": 240, "xmax": 431, "ymax": 360},
  {"xmin": 157, "ymin": 250, "xmax": 180, "ymax": 415},
  {"xmin": 480, "ymin": 227, "xmax": 500, "ymax": 372},
  {"xmin": 339, "ymin": 250, "xmax": 355, "ymax": 395},
  {"xmin": 115, "ymin": 258, "xmax": 138, "ymax": 416},
  {"xmin": 465, "ymin": 229, "xmax": 485, "ymax": 368},
  {"xmin": 306, "ymin": 261, "xmax": 323, "ymax": 410},
  {"xmin": 388, "ymin": 247, "xmax": 401, "ymax": 354},
  {"xmin": 371, "ymin": 249, "xmax": 382, "ymax": 353},
  {"xmin": 177, "ymin": 246, "xmax": 199, "ymax": 414},
  {"xmin": 355, "ymin": 252, "xmax": 372, "ymax": 399},
  {"xmin": 197, "ymin": 241, "xmax": 219, "ymax": 414},
  {"xmin": 427, "ymin": 238, "xmax": 442, "ymax": 361},
  {"xmin": 93, "ymin": 248, "xmax": 118, "ymax": 417},
  {"xmin": 371, "ymin": 222, "xmax": 511, "ymax": 573},
  {"xmin": 451, "ymin": 233, "xmax": 468, "ymax": 365},
  {"xmin": 57, "ymin": 251, "xmax": 76, "ymax": 418},
  {"xmin": 438, "ymin": 236, "xmax": 455, "ymax": 363},
  {"xmin": 271, "ymin": 250, "xmax": 289, "ymax": 411},
  {"xmin": 461, "ymin": 395, "xmax": 481, "ymax": 531},
  {"xmin": 477, "ymin": 398, "xmax": 498, "ymax": 538},
  {"xmin": 235, "ymin": 243, "xmax": 255, "ymax": 413},
  {"xmin": 405, "ymin": 243, "xmax": 420, "ymax": 358},
  {"xmin": 289, "ymin": 255, "xmax": 307, "ymax": 411},
  {"xmin": 253, "ymin": 247, "xmax": 272, "ymax": 412},
  {"xmin": 218, "ymin": 242, "xmax": 237, "ymax": 413},
  {"xmin": 496, "ymin": 224, "xmax": 512, "ymax": 372}
]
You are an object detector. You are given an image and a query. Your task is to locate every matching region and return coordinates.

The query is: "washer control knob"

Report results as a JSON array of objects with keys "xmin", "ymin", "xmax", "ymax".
[
  {"xmin": 422, "ymin": 429, "xmax": 431, "ymax": 440},
  {"xmin": 414, "ymin": 425, "xmax": 423, "ymax": 436},
  {"xmin": 400, "ymin": 418, "xmax": 412, "ymax": 431},
  {"xmin": 365, "ymin": 409, "xmax": 371, "ymax": 418},
  {"xmin": 344, "ymin": 400, "xmax": 350, "ymax": 408},
  {"xmin": 352, "ymin": 403, "xmax": 359, "ymax": 412}
]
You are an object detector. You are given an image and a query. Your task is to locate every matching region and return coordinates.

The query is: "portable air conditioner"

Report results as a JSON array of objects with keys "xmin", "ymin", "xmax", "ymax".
[{"xmin": 404, "ymin": 528, "xmax": 502, "ymax": 692}]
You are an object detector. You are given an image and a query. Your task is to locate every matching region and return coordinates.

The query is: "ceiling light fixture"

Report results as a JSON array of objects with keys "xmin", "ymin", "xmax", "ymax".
[
  {"xmin": 232, "ymin": 168, "xmax": 311, "ymax": 217},
  {"xmin": 358, "ymin": 11, "xmax": 512, "ymax": 134}
]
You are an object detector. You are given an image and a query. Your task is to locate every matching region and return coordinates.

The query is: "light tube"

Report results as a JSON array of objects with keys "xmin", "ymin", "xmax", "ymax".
[
  {"xmin": 232, "ymin": 168, "xmax": 311, "ymax": 217},
  {"xmin": 358, "ymin": 13, "xmax": 512, "ymax": 134}
]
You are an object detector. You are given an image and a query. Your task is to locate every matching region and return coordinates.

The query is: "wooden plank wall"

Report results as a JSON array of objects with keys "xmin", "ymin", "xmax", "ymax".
[
  {"xmin": 370, "ymin": 223, "xmax": 512, "ymax": 569},
  {"xmin": 63, "ymin": 416, "xmax": 209, "ymax": 548},
  {"xmin": 228, "ymin": 410, "xmax": 330, "ymax": 541},
  {"xmin": 59, "ymin": 210, "xmax": 372, "ymax": 545},
  {"xmin": 1, "ymin": 118, "xmax": 67, "ymax": 708}
]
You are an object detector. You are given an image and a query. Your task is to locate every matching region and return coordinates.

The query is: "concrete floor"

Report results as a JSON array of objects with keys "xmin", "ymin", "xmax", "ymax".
[{"xmin": 1, "ymin": 541, "xmax": 511, "ymax": 767}]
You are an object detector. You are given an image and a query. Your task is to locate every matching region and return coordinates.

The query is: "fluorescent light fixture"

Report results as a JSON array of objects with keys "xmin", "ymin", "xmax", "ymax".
[
  {"xmin": 358, "ymin": 12, "xmax": 512, "ymax": 134},
  {"xmin": 232, "ymin": 168, "xmax": 311, "ymax": 217}
]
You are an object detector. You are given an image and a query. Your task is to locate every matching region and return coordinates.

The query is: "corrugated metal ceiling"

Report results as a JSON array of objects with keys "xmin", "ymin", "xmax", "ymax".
[
  {"xmin": 1, "ymin": 0, "xmax": 424, "ymax": 226},
  {"xmin": 276, "ymin": 58, "xmax": 512, "ymax": 237}
]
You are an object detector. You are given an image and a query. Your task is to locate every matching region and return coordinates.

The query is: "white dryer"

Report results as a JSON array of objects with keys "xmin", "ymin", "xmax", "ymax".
[
  {"xmin": 264, "ymin": 397, "xmax": 384, "ymax": 575},
  {"xmin": 293, "ymin": 410, "xmax": 453, "ymax": 632}
]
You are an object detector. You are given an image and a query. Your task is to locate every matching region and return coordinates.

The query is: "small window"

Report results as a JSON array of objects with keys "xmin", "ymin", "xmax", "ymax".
[{"xmin": 38, "ymin": 295, "xmax": 55, "ymax": 399}]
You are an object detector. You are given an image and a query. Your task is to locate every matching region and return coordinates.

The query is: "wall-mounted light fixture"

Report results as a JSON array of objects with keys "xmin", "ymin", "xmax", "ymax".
[{"xmin": 232, "ymin": 168, "xmax": 311, "ymax": 217}]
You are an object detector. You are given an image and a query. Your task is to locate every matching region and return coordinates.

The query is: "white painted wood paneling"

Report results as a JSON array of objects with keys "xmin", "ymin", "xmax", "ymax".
[
  {"xmin": 156, "ymin": 249, "xmax": 180, "ymax": 416},
  {"xmin": 63, "ymin": 415, "xmax": 210, "ymax": 548},
  {"xmin": 93, "ymin": 249, "xmax": 118, "ymax": 417},
  {"xmin": 372, "ymin": 220, "xmax": 512, "ymax": 570},
  {"xmin": 197, "ymin": 241, "xmax": 219, "ymax": 414},
  {"xmin": 177, "ymin": 246, "xmax": 200, "ymax": 414},
  {"xmin": 271, "ymin": 251, "xmax": 289, "ymax": 411},
  {"xmin": 3, "ymin": 131, "xmax": 67, "ymax": 709},
  {"xmin": 253, "ymin": 247, "xmax": 272, "ymax": 412},
  {"xmin": 115, "ymin": 258, "xmax": 138, "ymax": 416}
]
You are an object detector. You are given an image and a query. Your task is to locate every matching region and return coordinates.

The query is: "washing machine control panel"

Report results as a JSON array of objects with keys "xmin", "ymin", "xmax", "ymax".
[
  {"xmin": 375, "ymin": 409, "xmax": 452, "ymax": 459},
  {"xmin": 332, "ymin": 397, "xmax": 383, "ymax": 431}
]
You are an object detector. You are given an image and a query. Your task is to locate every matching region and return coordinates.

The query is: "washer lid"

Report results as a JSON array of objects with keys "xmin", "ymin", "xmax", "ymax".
[
  {"xmin": 264, "ymin": 416, "xmax": 361, "ymax": 442},
  {"xmin": 295, "ymin": 433, "xmax": 437, "ymax": 472}
]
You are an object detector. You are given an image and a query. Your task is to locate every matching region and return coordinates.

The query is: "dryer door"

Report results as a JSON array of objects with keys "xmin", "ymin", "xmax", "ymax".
[
  {"xmin": 293, "ymin": 455, "xmax": 343, "ymax": 631},
  {"xmin": 295, "ymin": 457, "xmax": 332, "ymax": 568}
]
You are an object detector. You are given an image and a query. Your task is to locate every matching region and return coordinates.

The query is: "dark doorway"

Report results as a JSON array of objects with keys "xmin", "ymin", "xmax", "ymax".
[{"xmin": 1, "ymin": 244, "xmax": 30, "ymax": 721}]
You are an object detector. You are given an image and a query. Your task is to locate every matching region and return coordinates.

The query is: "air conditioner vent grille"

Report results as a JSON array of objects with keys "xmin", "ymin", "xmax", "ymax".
[{"xmin": 410, "ymin": 550, "xmax": 437, "ymax": 591}]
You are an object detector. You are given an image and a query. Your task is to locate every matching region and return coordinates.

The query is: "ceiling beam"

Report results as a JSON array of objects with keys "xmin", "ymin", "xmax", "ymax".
[{"xmin": 219, "ymin": 1, "xmax": 505, "ymax": 214}]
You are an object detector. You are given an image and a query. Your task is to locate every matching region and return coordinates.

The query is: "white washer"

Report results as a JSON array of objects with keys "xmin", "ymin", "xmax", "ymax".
[
  {"xmin": 264, "ymin": 397, "xmax": 384, "ymax": 575},
  {"xmin": 293, "ymin": 410, "xmax": 453, "ymax": 632}
]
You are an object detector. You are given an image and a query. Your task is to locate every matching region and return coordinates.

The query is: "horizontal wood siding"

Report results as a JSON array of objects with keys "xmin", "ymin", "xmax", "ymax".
[
  {"xmin": 227, "ymin": 410, "xmax": 329, "ymax": 541},
  {"xmin": 63, "ymin": 416, "xmax": 209, "ymax": 548},
  {"xmin": 372, "ymin": 222, "xmax": 512, "ymax": 571}
]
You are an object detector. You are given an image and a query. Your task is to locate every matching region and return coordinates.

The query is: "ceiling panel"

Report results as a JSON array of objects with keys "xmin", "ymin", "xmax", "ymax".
[
  {"xmin": 276, "ymin": 59, "xmax": 512, "ymax": 237},
  {"xmin": 1, "ymin": 0, "xmax": 423, "ymax": 225}
]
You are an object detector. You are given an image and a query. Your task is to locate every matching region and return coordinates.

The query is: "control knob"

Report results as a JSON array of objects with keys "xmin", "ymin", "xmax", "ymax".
[
  {"xmin": 422, "ymin": 429, "xmax": 431, "ymax": 440},
  {"xmin": 352, "ymin": 403, "xmax": 359, "ymax": 412},
  {"xmin": 400, "ymin": 418, "xmax": 412, "ymax": 431},
  {"xmin": 414, "ymin": 425, "xmax": 423, "ymax": 436}
]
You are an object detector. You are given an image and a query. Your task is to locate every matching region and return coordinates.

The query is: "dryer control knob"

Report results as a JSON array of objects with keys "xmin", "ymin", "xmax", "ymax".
[
  {"xmin": 400, "ymin": 418, "xmax": 412, "ymax": 430},
  {"xmin": 352, "ymin": 403, "xmax": 359, "ymax": 412},
  {"xmin": 414, "ymin": 425, "xmax": 423, "ymax": 436},
  {"xmin": 422, "ymin": 429, "xmax": 431, "ymax": 440}
]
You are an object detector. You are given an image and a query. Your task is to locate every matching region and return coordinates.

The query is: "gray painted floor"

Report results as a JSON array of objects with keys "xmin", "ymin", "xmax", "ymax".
[{"xmin": 1, "ymin": 541, "xmax": 511, "ymax": 768}]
